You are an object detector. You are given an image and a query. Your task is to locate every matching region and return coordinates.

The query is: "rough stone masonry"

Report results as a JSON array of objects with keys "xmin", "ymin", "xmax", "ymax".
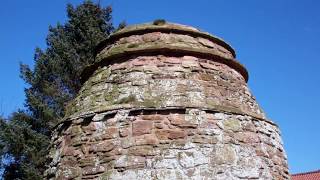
[{"xmin": 45, "ymin": 21, "xmax": 290, "ymax": 179}]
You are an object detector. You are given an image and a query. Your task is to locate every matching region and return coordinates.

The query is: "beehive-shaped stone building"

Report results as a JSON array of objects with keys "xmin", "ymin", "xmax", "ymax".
[{"xmin": 45, "ymin": 21, "xmax": 289, "ymax": 179}]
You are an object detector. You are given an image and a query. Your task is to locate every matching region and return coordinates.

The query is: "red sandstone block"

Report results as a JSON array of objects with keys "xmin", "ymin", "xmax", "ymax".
[
  {"xmin": 111, "ymin": 63, "xmax": 127, "ymax": 71},
  {"xmin": 61, "ymin": 146, "xmax": 77, "ymax": 157},
  {"xmin": 63, "ymin": 135, "xmax": 72, "ymax": 147},
  {"xmin": 132, "ymin": 120, "xmax": 153, "ymax": 136},
  {"xmin": 119, "ymin": 127, "xmax": 130, "ymax": 137},
  {"xmin": 199, "ymin": 119, "xmax": 219, "ymax": 129},
  {"xmin": 255, "ymin": 146, "xmax": 269, "ymax": 158},
  {"xmin": 168, "ymin": 114, "xmax": 184, "ymax": 123},
  {"xmin": 102, "ymin": 147, "xmax": 123, "ymax": 157},
  {"xmin": 163, "ymin": 57, "xmax": 182, "ymax": 64},
  {"xmin": 128, "ymin": 146, "xmax": 156, "ymax": 156},
  {"xmin": 155, "ymin": 129, "xmax": 187, "ymax": 140},
  {"xmin": 154, "ymin": 60, "xmax": 166, "ymax": 67},
  {"xmin": 199, "ymin": 62, "xmax": 219, "ymax": 70},
  {"xmin": 135, "ymin": 134, "xmax": 159, "ymax": 145},
  {"xmin": 195, "ymin": 135, "xmax": 218, "ymax": 144},
  {"xmin": 155, "ymin": 130, "xmax": 170, "ymax": 140},
  {"xmin": 102, "ymin": 127, "xmax": 118, "ymax": 140},
  {"xmin": 168, "ymin": 129, "xmax": 187, "ymax": 139},
  {"xmin": 168, "ymin": 114, "xmax": 197, "ymax": 128},
  {"xmin": 236, "ymin": 132, "xmax": 260, "ymax": 144},
  {"xmin": 154, "ymin": 122, "xmax": 165, "ymax": 129},
  {"xmin": 132, "ymin": 60, "xmax": 146, "ymax": 66},
  {"xmin": 197, "ymin": 73, "xmax": 214, "ymax": 81},
  {"xmin": 198, "ymin": 37, "xmax": 216, "ymax": 48},
  {"xmin": 181, "ymin": 56, "xmax": 199, "ymax": 68},
  {"xmin": 90, "ymin": 140, "xmax": 115, "ymax": 152},
  {"xmin": 242, "ymin": 122, "xmax": 256, "ymax": 132},
  {"xmin": 82, "ymin": 165, "xmax": 105, "ymax": 176},
  {"xmin": 142, "ymin": 32, "xmax": 161, "ymax": 42}
]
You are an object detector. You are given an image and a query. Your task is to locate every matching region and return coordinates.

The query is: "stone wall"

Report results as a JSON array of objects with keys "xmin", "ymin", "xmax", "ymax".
[
  {"xmin": 45, "ymin": 22, "xmax": 289, "ymax": 179},
  {"xmin": 67, "ymin": 54, "xmax": 263, "ymax": 119},
  {"xmin": 47, "ymin": 109, "xmax": 288, "ymax": 179}
]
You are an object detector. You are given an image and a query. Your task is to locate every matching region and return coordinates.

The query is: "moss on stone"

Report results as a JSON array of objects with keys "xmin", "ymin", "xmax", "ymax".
[
  {"xmin": 142, "ymin": 98, "xmax": 159, "ymax": 107},
  {"xmin": 65, "ymin": 100, "xmax": 77, "ymax": 117},
  {"xmin": 104, "ymin": 84, "xmax": 120, "ymax": 102},
  {"xmin": 141, "ymin": 95, "xmax": 163, "ymax": 108},
  {"xmin": 101, "ymin": 171, "xmax": 112, "ymax": 180},
  {"xmin": 115, "ymin": 94, "xmax": 136, "ymax": 104},
  {"xmin": 127, "ymin": 43, "xmax": 139, "ymax": 48},
  {"xmin": 153, "ymin": 19, "xmax": 166, "ymax": 25},
  {"xmin": 223, "ymin": 118, "xmax": 241, "ymax": 131},
  {"xmin": 100, "ymin": 67, "xmax": 112, "ymax": 79},
  {"xmin": 139, "ymin": 88, "xmax": 164, "ymax": 108}
]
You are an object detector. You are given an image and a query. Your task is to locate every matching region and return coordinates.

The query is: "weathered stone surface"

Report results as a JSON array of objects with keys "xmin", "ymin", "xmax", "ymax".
[
  {"xmin": 101, "ymin": 127, "xmax": 118, "ymax": 139},
  {"xmin": 89, "ymin": 141, "xmax": 115, "ymax": 152},
  {"xmin": 132, "ymin": 120, "xmax": 153, "ymax": 136},
  {"xmin": 223, "ymin": 118, "xmax": 242, "ymax": 131},
  {"xmin": 135, "ymin": 134, "xmax": 159, "ymax": 145},
  {"xmin": 235, "ymin": 131, "xmax": 260, "ymax": 143},
  {"xmin": 46, "ymin": 22, "xmax": 289, "ymax": 180},
  {"xmin": 48, "ymin": 110, "xmax": 288, "ymax": 179},
  {"xmin": 178, "ymin": 149, "xmax": 207, "ymax": 168},
  {"xmin": 212, "ymin": 144, "xmax": 237, "ymax": 165},
  {"xmin": 57, "ymin": 166, "xmax": 81, "ymax": 179},
  {"xmin": 168, "ymin": 114, "xmax": 198, "ymax": 128},
  {"xmin": 82, "ymin": 165, "xmax": 105, "ymax": 176},
  {"xmin": 114, "ymin": 155, "xmax": 145, "ymax": 169},
  {"xmin": 119, "ymin": 127, "xmax": 130, "ymax": 137}
]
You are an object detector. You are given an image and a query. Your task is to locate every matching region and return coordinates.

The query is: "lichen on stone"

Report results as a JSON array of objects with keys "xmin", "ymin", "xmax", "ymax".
[{"xmin": 48, "ymin": 22, "xmax": 289, "ymax": 180}]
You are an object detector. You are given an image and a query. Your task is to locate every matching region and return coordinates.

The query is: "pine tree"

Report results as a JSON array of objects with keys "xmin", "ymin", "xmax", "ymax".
[{"xmin": 0, "ymin": 1, "xmax": 116, "ymax": 179}]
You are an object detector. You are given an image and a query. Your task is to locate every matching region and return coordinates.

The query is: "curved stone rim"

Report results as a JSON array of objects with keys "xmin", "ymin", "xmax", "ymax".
[
  {"xmin": 96, "ymin": 22, "xmax": 236, "ymax": 57},
  {"xmin": 57, "ymin": 106, "xmax": 278, "ymax": 129},
  {"xmin": 81, "ymin": 45, "xmax": 249, "ymax": 83}
]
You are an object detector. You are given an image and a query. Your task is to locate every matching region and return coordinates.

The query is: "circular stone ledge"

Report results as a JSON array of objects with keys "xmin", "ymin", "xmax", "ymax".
[
  {"xmin": 96, "ymin": 22, "xmax": 236, "ymax": 58},
  {"xmin": 80, "ymin": 46, "xmax": 249, "ymax": 84},
  {"xmin": 58, "ymin": 106, "xmax": 276, "ymax": 129}
]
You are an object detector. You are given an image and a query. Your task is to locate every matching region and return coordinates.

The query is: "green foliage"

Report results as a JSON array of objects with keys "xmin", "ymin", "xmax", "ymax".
[
  {"xmin": 0, "ymin": 1, "xmax": 115, "ymax": 179},
  {"xmin": 0, "ymin": 112, "xmax": 49, "ymax": 179},
  {"xmin": 153, "ymin": 19, "xmax": 166, "ymax": 25},
  {"xmin": 115, "ymin": 20, "xmax": 127, "ymax": 32}
]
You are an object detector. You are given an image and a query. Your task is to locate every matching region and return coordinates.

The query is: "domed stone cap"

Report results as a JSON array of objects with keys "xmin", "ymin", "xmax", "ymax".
[
  {"xmin": 97, "ymin": 21, "xmax": 236, "ymax": 57},
  {"xmin": 64, "ymin": 21, "xmax": 265, "ymax": 123},
  {"xmin": 81, "ymin": 21, "xmax": 248, "ymax": 84}
]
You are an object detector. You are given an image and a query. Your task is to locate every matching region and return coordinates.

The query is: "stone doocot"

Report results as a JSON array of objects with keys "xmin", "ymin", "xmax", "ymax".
[{"xmin": 45, "ymin": 22, "xmax": 290, "ymax": 179}]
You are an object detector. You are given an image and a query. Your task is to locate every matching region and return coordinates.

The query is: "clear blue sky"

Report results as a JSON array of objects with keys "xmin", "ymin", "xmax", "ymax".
[{"xmin": 1, "ymin": 0, "xmax": 319, "ymax": 174}]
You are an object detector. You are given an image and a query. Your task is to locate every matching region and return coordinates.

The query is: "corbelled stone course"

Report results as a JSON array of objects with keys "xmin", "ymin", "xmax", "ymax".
[{"xmin": 45, "ymin": 21, "xmax": 289, "ymax": 179}]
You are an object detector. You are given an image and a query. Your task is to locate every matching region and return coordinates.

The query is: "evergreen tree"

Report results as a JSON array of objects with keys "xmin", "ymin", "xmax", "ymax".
[{"xmin": 0, "ymin": 1, "xmax": 116, "ymax": 179}]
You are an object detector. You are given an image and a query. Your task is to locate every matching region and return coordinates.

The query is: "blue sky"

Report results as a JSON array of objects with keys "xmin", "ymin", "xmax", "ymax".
[{"xmin": 1, "ymin": 0, "xmax": 319, "ymax": 174}]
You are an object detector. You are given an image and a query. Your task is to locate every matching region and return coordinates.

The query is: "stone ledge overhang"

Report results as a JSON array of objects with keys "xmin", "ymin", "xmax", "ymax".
[
  {"xmin": 80, "ymin": 22, "xmax": 249, "ymax": 84},
  {"xmin": 81, "ymin": 45, "xmax": 249, "ymax": 83},
  {"xmin": 56, "ymin": 105, "xmax": 278, "ymax": 129}
]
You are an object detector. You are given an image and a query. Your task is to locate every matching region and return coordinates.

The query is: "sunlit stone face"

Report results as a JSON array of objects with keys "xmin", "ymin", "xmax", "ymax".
[{"xmin": 45, "ymin": 22, "xmax": 289, "ymax": 180}]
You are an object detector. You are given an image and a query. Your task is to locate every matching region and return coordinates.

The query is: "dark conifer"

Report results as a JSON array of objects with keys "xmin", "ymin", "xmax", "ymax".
[{"xmin": 0, "ymin": 1, "xmax": 117, "ymax": 178}]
